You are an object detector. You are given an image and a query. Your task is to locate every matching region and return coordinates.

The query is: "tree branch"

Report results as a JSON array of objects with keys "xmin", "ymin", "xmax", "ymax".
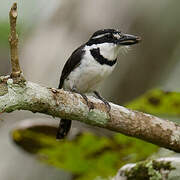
[{"xmin": 0, "ymin": 78, "xmax": 180, "ymax": 152}]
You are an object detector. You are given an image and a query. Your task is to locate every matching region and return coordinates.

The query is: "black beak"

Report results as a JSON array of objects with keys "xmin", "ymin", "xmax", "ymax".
[{"xmin": 118, "ymin": 34, "xmax": 141, "ymax": 45}]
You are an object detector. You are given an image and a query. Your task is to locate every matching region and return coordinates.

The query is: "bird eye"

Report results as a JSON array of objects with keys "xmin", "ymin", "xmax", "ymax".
[
  {"xmin": 113, "ymin": 33, "xmax": 121, "ymax": 39},
  {"xmin": 107, "ymin": 33, "xmax": 113, "ymax": 38}
]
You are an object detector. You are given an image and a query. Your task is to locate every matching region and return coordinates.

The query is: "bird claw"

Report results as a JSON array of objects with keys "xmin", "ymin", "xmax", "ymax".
[
  {"xmin": 104, "ymin": 101, "xmax": 111, "ymax": 113},
  {"xmin": 87, "ymin": 101, "xmax": 94, "ymax": 111},
  {"xmin": 93, "ymin": 91, "xmax": 111, "ymax": 114},
  {"xmin": 72, "ymin": 87, "xmax": 94, "ymax": 111}
]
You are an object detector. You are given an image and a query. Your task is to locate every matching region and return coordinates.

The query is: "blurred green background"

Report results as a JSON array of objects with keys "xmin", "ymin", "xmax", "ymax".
[{"xmin": 1, "ymin": 0, "xmax": 180, "ymax": 180}]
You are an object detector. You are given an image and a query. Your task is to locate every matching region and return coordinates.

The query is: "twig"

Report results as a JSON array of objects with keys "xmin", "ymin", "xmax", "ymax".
[{"xmin": 8, "ymin": 3, "xmax": 23, "ymax": 78}]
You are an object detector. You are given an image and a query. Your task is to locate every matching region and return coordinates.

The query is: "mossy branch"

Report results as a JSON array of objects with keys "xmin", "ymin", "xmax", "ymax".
[{"xmin": 114, "ymin": 157, "xmax": 179, "ymax": 180}]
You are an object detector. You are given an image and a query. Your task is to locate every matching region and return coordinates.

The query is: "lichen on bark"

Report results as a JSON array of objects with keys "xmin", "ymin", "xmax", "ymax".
[{"xmin": 119, "ymin": 160, "xmax": 175, "ymax": 180}]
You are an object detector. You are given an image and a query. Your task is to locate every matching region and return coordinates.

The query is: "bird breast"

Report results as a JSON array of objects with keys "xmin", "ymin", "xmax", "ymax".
[{"xmin": 63, "ymin": 51, "xmax": 116, "ymax": 93}]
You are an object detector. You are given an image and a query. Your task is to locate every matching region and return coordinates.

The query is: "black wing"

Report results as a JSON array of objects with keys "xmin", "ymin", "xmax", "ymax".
[{"xmin": 58, "ymin": 44, "xmax": 85, "ymax": 89}]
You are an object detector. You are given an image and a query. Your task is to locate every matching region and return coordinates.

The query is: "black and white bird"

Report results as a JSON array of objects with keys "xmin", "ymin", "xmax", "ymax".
[{"xmin": 57, "ymin": 29, "xmax": 141, "ymax": 139}]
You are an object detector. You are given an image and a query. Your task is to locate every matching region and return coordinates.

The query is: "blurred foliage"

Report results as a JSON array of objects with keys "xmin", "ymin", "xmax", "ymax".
[
  {"xmin": 0, "ymin": 21, "xmax": 22, "ymax": 48},
  {"xmin": 13, "ymin": 128, "xmax": 158, "ymax": 180},
  {"xmin": 0, "ymin": 22, "xmax": 9, "ymax": 48},
  {"xmin": 126, "ymin": 89, "xmax": 180, "ymax": 117},
  {"xmin": 0, "ymin": 21, "xmax": 24, "ymax": 76}
]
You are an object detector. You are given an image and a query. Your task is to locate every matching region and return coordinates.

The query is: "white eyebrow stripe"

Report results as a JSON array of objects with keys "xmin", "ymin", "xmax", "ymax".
[{"xmin": 92, "ymin": 33, "xmax": 110, "ymax": 39}]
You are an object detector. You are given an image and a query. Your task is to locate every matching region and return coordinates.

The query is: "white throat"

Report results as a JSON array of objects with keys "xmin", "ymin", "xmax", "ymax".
[{"xmin": 85, "ymin": 43, "xmax": 122, "ymax": 61}]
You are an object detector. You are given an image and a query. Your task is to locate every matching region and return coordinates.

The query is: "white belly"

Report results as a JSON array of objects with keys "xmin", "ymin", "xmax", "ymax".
[{"xmin": 63, "ymin": 54, "xmax": 116, "ymax": 93}]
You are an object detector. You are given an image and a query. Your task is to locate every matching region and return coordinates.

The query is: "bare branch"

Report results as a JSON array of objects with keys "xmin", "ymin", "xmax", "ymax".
[
  {"xmin": 8, "ymin": 3, "xmax": 23, "ymax": 79},
  {"xmin": 0, "ymin": 78, "xmax": 180, "ymax": 152}
]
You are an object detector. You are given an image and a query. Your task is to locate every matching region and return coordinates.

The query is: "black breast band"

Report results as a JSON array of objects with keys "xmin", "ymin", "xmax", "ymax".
[{"xmin": 90, "ymin": 48, "xmax": 117, "ymax": 66}]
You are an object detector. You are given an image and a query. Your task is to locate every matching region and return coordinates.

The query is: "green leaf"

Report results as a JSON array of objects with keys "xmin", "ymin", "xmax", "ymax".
[
  {"xmin": 126, "ymin": 89, "xmax": 180, "ymax": 117},
  {"xmin": 12, "ymin": 128, "xmax": 158, "ymax": 180}
]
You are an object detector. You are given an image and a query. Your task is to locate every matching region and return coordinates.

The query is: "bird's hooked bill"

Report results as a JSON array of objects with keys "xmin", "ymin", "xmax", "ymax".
[{"xmin": 118, "ymin": 34, "xmax": 141, "ymax": 45}]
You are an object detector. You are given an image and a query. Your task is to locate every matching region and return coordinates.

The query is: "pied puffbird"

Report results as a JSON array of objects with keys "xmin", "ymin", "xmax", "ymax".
[{"xmin": 56, "ymin": 28, "xmax": 141, "ymax": 139}]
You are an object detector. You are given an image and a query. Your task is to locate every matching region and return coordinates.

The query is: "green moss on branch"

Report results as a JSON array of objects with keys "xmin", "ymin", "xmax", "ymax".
[{"xmin": 123, "ymin": 160, "xmax": 175, "ymax": 180}]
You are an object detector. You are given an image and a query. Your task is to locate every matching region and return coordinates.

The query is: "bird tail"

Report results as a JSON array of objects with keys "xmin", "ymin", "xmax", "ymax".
[{"xmin": 56, "ymin": 119, "xmax": 72, "ymax": 139}]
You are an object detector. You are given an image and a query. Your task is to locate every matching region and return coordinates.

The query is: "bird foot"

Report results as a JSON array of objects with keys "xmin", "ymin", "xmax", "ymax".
[
  {"xmin": 72, "ymin": 87, "xmax": 94, "ymax": 111},
  {"xmin": 103, "ymin": 100, "xmax": 111, "ymax": 113},
  {"xmin": 87, "ymin": 100, "xmax": 94, "ymax": 111},
  {"xmin": 94, "ymin": 91, "xmax": 111, "ymax": 113}
]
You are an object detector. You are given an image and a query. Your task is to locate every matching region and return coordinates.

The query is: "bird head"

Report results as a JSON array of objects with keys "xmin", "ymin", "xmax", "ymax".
[
  {"xmin": 87, "ymin": 29, "xmax": 141, "ymax": 46},
  {"xmin": 86, "ymin": 29, "xmax": 141, "ymax": 60}
]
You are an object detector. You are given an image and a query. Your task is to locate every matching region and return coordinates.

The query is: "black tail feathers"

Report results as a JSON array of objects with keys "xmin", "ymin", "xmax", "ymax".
[{"xmin": 56, "ymin": 119, "xmax": 72, "ymax": 139}]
